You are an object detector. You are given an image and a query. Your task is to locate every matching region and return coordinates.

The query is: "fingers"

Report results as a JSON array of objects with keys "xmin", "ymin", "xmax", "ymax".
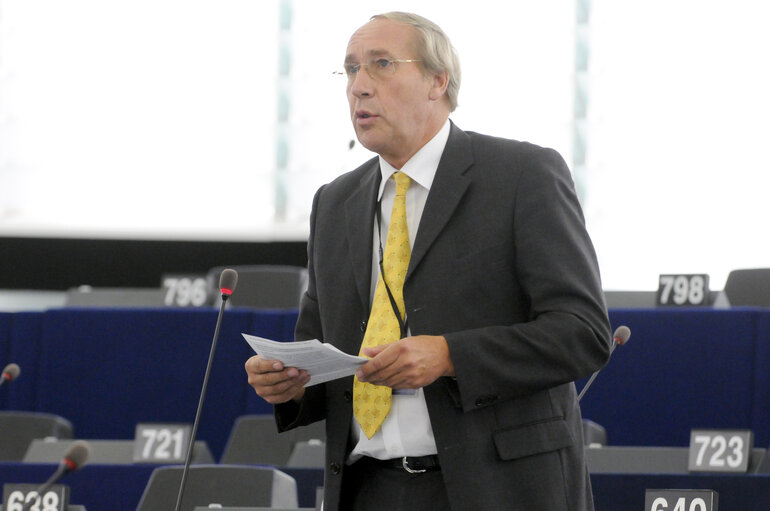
[
  {"xmin": 360, "ymin": 344, "xmax": 388, "ymax": 358},
  {"xmin": 355, "ymin": 335, "xmax": 452, "ymax": 389},
  {"xmin": 356, "ymin": 343, "xmax": 414, "ymax": 388},
  {"xmin": 357, "ymin": 344, "xmax": 398, "ymax": 378},
  {"xmin": 244, "ymin": 354, "xmax": 283, "ymax": 375},
  {"xmin": 245, "ymin": 355, "xmax": 309, "ymax": 404}
]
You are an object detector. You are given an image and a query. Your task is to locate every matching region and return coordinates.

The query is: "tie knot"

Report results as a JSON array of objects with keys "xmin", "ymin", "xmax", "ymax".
[{"xmin": 393, "ymin": 172, "xmax": 411, "ymax": 197}]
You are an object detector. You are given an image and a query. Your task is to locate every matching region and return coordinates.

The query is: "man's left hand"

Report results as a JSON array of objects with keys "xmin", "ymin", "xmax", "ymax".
[{"xmin": 356, "ymin": 335, "xmax": 455, "ymax": 389}]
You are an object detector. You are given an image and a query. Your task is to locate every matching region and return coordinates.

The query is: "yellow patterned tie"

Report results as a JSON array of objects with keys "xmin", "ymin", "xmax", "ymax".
[{"xmin": 353, "ymin": 171, "xmax": 412, "ymax": 439}]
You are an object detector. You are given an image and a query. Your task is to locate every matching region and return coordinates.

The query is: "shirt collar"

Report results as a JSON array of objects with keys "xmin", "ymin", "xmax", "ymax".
[{"xmin": 377, "ymin": 119, "xmax": 451, "ymax": 200}]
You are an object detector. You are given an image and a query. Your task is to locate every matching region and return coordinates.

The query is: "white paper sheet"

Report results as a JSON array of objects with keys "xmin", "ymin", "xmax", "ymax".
[{"xmin": 243, "ymin": 333, "xmax": 367, "ymax": 386}]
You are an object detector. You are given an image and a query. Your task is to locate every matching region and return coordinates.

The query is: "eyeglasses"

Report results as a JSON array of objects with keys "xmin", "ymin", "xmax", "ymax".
[{"xmin": 333, "ymin": 58, "xmax": 422, "ymax": 81}]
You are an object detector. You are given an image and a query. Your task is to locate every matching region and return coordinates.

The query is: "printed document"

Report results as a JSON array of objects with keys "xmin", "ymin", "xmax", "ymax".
[{"xmin": 243, "ymin": 334, "xmax": 367, "ymax": 386}]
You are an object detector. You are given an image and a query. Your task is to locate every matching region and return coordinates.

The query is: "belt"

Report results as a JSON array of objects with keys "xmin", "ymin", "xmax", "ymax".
[{"xmin": 358, "ymin": 455, "xmax": 440, "ymax": 474}]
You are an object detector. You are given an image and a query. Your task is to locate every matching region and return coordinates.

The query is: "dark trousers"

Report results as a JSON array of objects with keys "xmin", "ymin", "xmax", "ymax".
[{"xmin": 339, "ymin": 457, "xmax": 452, "ymax": 511}]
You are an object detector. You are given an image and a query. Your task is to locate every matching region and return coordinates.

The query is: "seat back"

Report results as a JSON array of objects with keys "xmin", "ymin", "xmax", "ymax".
[
  {"xmin": 723, "ymin": 268, "xmax": 770, "ymax": 307},
  {"xmin": 286, "ymin": 439, "xmax": 325, "ymax": 468},
  {"xmin": 207, "ymin": 265, "xmax": 307, "ymax": 309},
  {"xmin": 136, "ymin": 465, "xmax": 298, "ymax": 511},
  {"xmin": 220, "ymin": 415, "xmax": 325, "ymax": 465},
  {"xmin": 582, "ymin": 419, "xmax": 607, "ymax": 446},
  {"xmin": 192, "ymin": 508, "xmax": 314, "ymax": 511},
  {"xmin": 0, "ymin": 411, "xmax": 73, "ymax": 461}
]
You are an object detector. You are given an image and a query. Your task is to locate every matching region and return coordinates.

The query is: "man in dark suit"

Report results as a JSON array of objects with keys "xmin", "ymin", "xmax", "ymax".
[{"xmin": 246, "ymin": 11, "xmax": 611, "ymax": 511}]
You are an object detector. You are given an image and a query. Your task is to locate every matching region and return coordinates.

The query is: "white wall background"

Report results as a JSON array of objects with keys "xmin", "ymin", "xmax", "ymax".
[{"xmin": 1, "ymin": 0, "xmax": 768, "ymax": 290}]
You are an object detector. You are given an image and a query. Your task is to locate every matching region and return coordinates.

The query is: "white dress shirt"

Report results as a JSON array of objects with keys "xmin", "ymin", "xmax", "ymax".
[{"xmin": 348, "ymin": 119, "xmax": 451, "ymax": 462}]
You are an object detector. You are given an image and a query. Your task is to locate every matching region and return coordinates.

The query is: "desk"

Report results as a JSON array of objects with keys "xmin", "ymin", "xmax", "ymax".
[
  {"xmin": 591, "ymin": 473, "xmax": 770, "ymax": 511},
  {"xmin": 3, "ymin": 307, "xmax": 770, "ymax": 509},
  {"xmin": 2, "ymin": 462, "xmax": 769, "ymax": 511},
  {"xmin": 0, "ymin": 463, "xmax": 322, "ymax": 510},
  {"xmin": 0, "ymin": 462, "xmax": 156, "ymax": 511},
  {"xmin": 1, "ymin": 307, "xmax": 770, "ymax": 459}
]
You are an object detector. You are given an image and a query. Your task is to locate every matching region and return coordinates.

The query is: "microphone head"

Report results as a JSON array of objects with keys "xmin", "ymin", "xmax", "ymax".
[
  {"xmin": 62, "ymin": 440, "xmax": 91, "ymax": 472},
  {"xmin": 612, "ymin": 325, "xmax": 631, "ymax": 346},
  {"xmin": 219, "ymin": 268, "xmax": 238, "ymax": 297},
  {"xmin": 2, "ymin": 363, "xmax": 20, "ymax": 382}
]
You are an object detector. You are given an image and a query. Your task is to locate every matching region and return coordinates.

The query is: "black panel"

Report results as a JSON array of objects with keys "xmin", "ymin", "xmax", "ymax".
[{"xmin": 0, "ymin": 237, "xmax": 307, "ymax": 290}]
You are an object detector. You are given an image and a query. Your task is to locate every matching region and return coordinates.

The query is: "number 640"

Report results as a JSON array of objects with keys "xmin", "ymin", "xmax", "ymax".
[{"xmin": 650, "ymin": 497, "xmax": 708, "ymax": 511}]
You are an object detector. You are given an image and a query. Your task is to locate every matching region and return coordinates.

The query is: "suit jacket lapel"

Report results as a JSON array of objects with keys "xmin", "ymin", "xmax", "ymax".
[
  {"xmin": 409, "ymin": 124, "xmax": 474, "ymax": 277},
  {"xmin": 345, "ymin": 159, "xmax": 381, "ymax": 311}
]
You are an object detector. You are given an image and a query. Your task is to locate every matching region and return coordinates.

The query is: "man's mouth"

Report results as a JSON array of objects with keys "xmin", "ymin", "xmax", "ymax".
[{"xmin": 356, "ymin": 110, "xmax": 376, "ymax": 119}]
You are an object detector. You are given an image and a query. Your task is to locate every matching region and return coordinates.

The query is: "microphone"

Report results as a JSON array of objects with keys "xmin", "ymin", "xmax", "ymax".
[
  {"xmin": 22, "ymin": 440, "xmax": 90, "ymax": 511},
  {"xmin": 1, "ymin": 363, "xmax": 21, "ymax": 386},
  {"xmin": 174, "ymin": 268, "xmax": 238, "ymax": 511},
  {"xmin": 608, "ymin": 325, "xmax": 630, "ymax": 355},
  {"xmin": 577, "ymin": 325, "xmax": 631, "ymax": 402},
  {"xmin": 219, "ymin": 268, "xmax": 238, "ymax": 297}
]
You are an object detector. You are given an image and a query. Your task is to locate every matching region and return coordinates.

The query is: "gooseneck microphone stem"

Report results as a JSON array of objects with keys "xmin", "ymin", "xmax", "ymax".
[
  {"xmin": 21, "ymin": 466, "xmax": 67, "ymax": 511},
  {"xmin": 576, "ymin": 369, "xmax": 601, "ymax": 402},
  {"xmin": 21, "ymin": 440, "xmax": 90, "ymax": 511},
  {"xmin": 174, "ymin": 294, "xmax": 229, "ymax": 511},
  {"xmin": 174, "ymin": 269, "xmax": 237, "ymax": 511},
  {"xmin": 577, "ymin": 326, "xmax": 631, "ymax": 402}
]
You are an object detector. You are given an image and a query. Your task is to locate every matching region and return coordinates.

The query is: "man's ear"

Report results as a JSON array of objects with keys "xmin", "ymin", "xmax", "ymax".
[{"xmin": 429, "ymin": 70, "xmax": 449, "ymax": 101}]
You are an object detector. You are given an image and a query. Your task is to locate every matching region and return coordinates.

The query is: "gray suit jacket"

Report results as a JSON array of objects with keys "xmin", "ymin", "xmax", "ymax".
[{"xmin": 276, "ymin": 123, "xmax": 612, "ymax": 511}]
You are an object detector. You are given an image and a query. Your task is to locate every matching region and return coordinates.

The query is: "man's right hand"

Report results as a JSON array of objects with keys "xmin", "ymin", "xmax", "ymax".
[{"xmin": 245, "ymin": 355, "xmax": 309, "ymax": 404}]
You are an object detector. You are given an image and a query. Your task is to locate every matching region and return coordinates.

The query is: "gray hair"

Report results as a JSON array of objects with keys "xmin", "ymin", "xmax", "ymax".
[{"xmin": 371, "ymin": 12, "xmax": 461, "ymax": 112}]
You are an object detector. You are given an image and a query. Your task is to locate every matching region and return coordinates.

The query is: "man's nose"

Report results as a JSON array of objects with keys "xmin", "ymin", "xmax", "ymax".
[{"xmin": 349, "ymin": 69, "xmax": 374, "ymax": 97}]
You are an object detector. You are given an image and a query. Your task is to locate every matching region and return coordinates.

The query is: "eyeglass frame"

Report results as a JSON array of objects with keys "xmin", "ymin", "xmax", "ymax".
[{"xmin": 333, "ymin": 58, "xmax": 423, "ymax": 81}]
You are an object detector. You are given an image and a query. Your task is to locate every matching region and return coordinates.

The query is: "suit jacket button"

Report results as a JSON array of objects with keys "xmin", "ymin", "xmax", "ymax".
[
  {"xmin": 344, "ymin": 390, "xmax": 352, "ymax": 402},
  {"xmin": 475, "ymin": 395, "xmax": 498, "ymax": 407},
  {"xmin": 360, "ymin": 321, "xmax": 367, "ymax": 332},
  {"xmin": 330, "ymin": 462, "xmax": 341, "ymax": 474}
]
